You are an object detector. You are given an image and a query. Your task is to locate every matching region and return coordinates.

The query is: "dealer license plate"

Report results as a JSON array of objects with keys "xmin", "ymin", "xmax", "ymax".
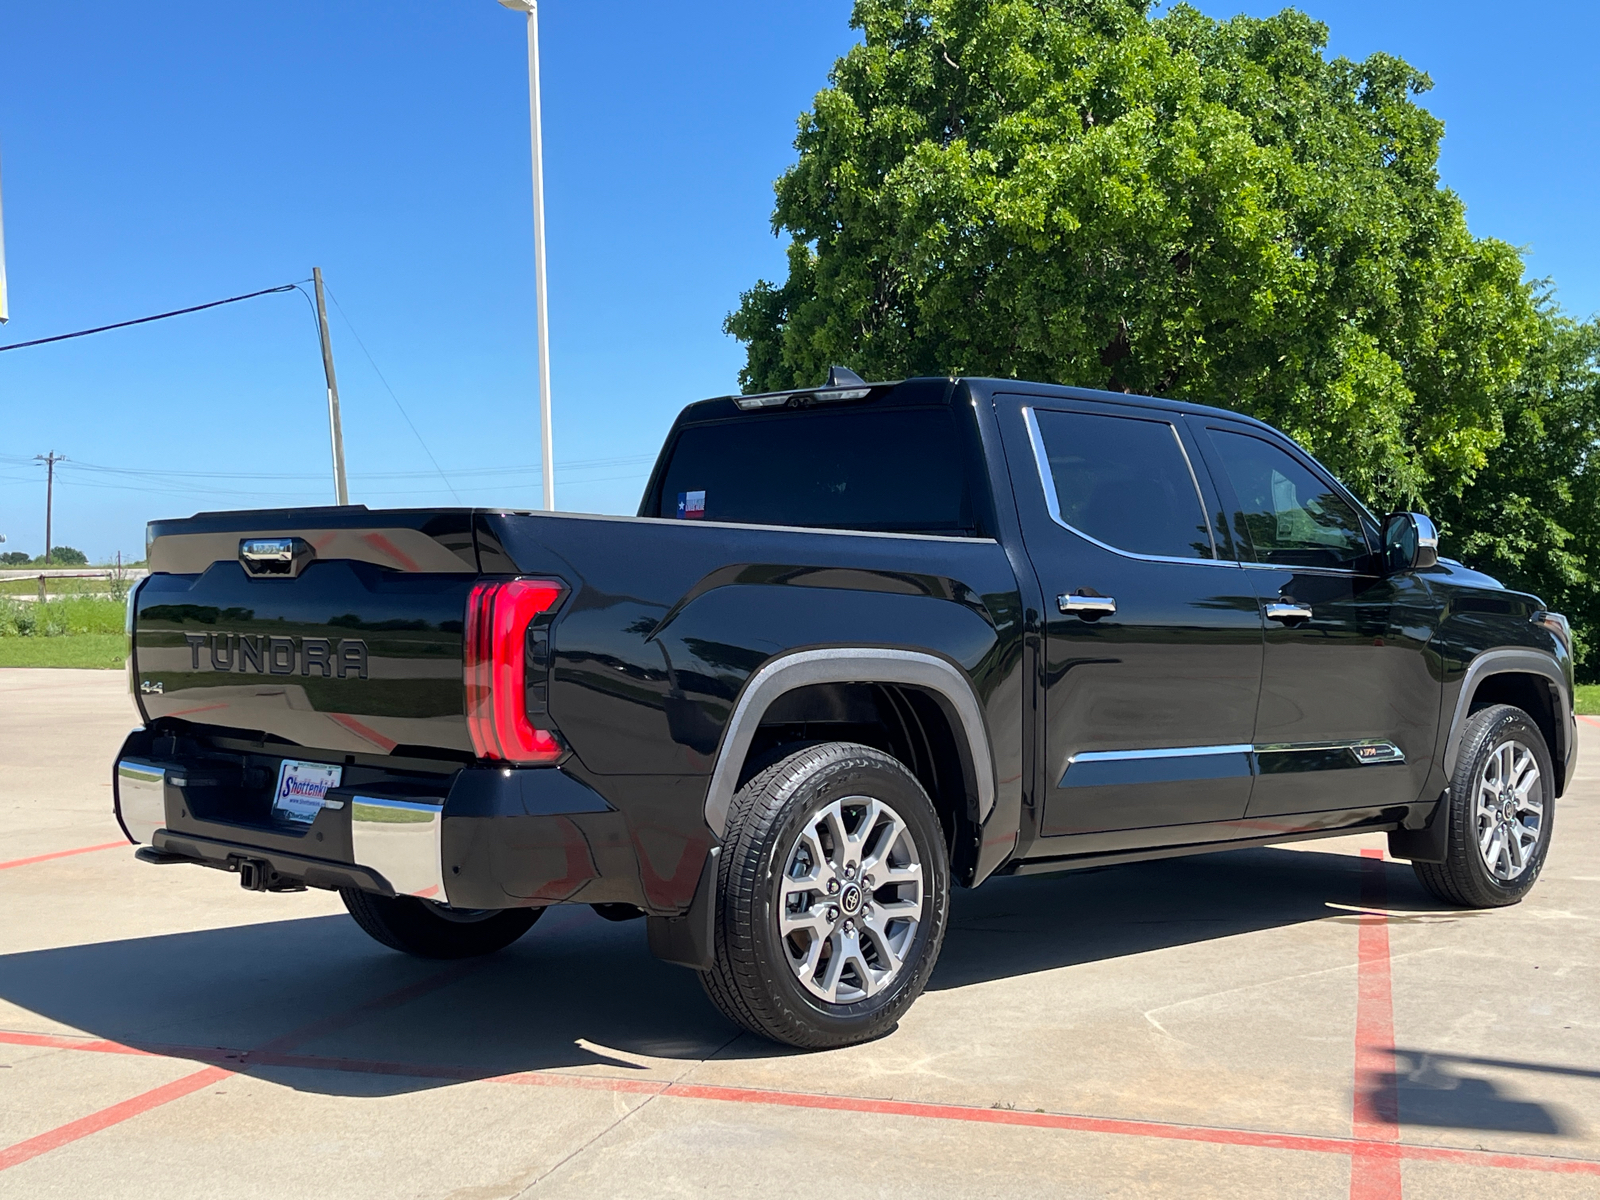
[{"xmin": 272, "ymin": 759, "xmax": 343, "ymax": 824}]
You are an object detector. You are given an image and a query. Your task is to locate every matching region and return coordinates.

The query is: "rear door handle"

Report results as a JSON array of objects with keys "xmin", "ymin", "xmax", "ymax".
[
  {"xmin": 1264, "ymin": 602, "xmax": 1313, "ymax": 623},
  {"xmin": 1059, "ymin": 593, "xmax": 1117, "ymax": 620}
]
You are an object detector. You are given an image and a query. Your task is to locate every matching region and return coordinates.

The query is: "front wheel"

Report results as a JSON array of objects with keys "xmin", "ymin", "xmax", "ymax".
[
  {"xmin": 700, "ymin": 742, "xmax": 950, "ymax": 1049},
  {"xmin": 341, "ymin": 889, "xmax": 543, "ymax": 958},
  {"xmin": 1413, "ymin": 703, "xmax": 1554, "ymax": 908}
]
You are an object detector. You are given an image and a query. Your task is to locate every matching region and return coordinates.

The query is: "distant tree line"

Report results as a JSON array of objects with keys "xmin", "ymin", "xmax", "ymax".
[
  {"xmin": 727, "ymin": 0, "xmax": 1600, "ymax": 673},
  {"xmin": 2, "ymin": 547, "xmax": 88, "ymax": 567}
]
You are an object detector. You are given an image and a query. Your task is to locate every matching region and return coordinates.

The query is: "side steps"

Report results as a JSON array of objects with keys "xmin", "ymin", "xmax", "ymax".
[{"xmin": 134, "ymin": 846, "xmax": 193, "ymax": 866}]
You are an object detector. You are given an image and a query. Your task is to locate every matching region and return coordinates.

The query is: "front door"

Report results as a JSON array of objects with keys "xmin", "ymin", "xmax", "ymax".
[
  {"xmin": 1004, "ymin": 398, "xmax": 1264, "ymax": 839},
  {"xmin": 1193, "ymin": 421, "xmax": 1441, "ymax": 817}
]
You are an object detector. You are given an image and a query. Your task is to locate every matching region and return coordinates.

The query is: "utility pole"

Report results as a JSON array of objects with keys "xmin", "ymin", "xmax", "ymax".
[
  {"xmin": 35, "ymin": 452, "xmax": 64, "ymax": 562},
  {"xmin": 498, "ymin": 0, "xmax": 557, "ymax": 511},
  {"xmin": 312, "ymin": 267, "xmax": 349, "ymax": 506}
]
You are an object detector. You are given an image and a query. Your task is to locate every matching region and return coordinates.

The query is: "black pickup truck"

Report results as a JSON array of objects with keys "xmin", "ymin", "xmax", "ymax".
[{"xmin": 114, "ymin": 374, "xmax": 1576, "ymax": 1048}]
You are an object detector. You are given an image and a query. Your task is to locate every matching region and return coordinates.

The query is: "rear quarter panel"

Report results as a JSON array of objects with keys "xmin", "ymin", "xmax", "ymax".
[{"xmin": 485, "ymin": 511, "xmax": 1024, "ymax": 901}]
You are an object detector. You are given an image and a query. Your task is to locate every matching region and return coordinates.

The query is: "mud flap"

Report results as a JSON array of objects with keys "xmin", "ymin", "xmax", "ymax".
[
  {"xmin": 646, "ymin": 846, "xmax": 720, "ymax": 970},
  {"xmin": 1387, "ymin": 791, "xmax": 1449, "ymax": 864}
]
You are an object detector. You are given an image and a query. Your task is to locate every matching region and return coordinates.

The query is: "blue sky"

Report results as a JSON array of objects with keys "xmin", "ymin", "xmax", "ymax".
[{"xmin": 1, "ymin": 1, "xmax": 1596, "ymax": 561}]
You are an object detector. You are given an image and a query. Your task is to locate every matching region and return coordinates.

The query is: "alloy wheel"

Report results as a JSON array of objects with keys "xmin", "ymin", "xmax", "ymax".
[
  {"xmin": 776, "ymin": 796, "xmax": 924, "ymax": 1004},
  {"xmin": 1474, "ymin": 738, "xmax": 1543, "ymax": 882}
]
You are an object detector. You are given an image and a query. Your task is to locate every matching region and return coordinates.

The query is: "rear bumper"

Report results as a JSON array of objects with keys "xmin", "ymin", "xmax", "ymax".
[{"xmin": 114, "ymin": 736, "xmax": 673, "ymax": 913}]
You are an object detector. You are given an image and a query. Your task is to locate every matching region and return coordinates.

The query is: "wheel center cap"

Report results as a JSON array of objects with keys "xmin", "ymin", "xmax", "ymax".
[
  {"xmin": 1501, "ymin": 799, "xmax": 1517, "ymax": 822},
  {"xmin": 839, "ymin": 884, "xmax": 862, "ymax": 916}
]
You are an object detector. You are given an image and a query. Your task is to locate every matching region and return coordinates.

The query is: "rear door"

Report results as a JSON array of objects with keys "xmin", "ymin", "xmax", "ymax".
[
  {"xmin": 1192, "ymin": 421, "xmax": 1440, "ymax": 817},
  {"xmin": 1002, "ymin": 397, "xmax": 1264, "ymax": 837}
]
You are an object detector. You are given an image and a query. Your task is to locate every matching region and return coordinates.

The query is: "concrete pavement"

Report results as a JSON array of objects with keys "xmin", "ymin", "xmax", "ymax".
[{"xmin": 1, "ymin": 667, "xmax": 1597, "ymax": 1197}]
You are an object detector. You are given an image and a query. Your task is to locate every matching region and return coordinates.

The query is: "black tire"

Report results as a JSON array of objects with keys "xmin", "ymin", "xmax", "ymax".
[
  {"xmin": 1413, "ymin": 704, "xmax": 1555, "ymax": 908},
  {"xmin": 340, "ymin": 889, "xmax": 543, "ymax": 959},
  {"xmin": 700, "ymin": 742, "xmax": 950, "ymax": 1050}
]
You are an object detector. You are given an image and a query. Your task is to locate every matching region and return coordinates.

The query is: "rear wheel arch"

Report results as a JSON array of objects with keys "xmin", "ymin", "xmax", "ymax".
[
  {"xmin": 739, "ymin": 680, "xmax": 978, "ymax": 880},
  {"xmin": 702, "ymin": 649, "xmax": 996, "ymax": 881}
]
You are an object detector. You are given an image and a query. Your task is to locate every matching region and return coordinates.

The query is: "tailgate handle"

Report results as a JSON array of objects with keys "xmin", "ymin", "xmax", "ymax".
[{"xmin": 240, "ymin": 538, "xmax": 313, "ymax": 578}]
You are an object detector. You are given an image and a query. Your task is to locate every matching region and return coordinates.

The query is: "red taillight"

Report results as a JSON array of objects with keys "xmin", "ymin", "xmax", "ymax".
[{"xmin": 464, "ymin": 579, "xmax": 564, "ymax": 763}]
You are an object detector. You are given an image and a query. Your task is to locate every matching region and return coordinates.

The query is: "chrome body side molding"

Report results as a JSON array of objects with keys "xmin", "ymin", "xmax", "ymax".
[
  {"xmin": 702, "ymin": 648, "xmax": 995, "ymax": 838},
  {"xmin": 1443, "ymin": 649, "xmax": 1574, "ymax": 781},
  {"xmin": 1058, "ymin": 741, "xmax": 1405, "ymax": 788}
]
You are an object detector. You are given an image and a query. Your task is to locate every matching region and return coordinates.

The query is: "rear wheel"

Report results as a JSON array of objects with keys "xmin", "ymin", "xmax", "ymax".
[
  {"xmin": 340, "ymin": 889, "xmax": 543, "ymax": 958},
  {"xmin": 1413, "ymin": 704, "xmax": 1554, "ymax": 908},
  {"xmin": 701, "ymin": 742, "xmax": 950, "ymax": 1049}
]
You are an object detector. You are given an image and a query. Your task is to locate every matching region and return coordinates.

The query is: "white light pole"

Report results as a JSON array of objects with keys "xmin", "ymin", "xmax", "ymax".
[
  {"xmin": 0, "ymin": 140, "xmax": 10, "ymax": 324},
  {"xmin": 498, "ymin": 0, "xmax": 556, "ymax": 511}
]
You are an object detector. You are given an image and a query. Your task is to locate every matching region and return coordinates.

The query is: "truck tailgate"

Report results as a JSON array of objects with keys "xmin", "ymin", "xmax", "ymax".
[{"xmin": 133, "ymin": 514, "xmax": 478, "ymax": 757}]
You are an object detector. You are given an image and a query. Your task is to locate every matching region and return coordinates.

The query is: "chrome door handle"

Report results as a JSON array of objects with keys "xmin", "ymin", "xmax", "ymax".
[
  {"xmin": 1059, "ymin": 593, "xmax": 1117, "ymax": 619},
  {"xmin": 1264, "ymin": 602, "xmax": 1313, "ymax": 623}
]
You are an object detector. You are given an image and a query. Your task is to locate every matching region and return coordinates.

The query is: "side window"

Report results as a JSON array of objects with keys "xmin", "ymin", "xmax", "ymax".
[
  {"xmin": 1206, "ymin": 429, "xmax": 1369, "ymax": 569},
  {"xmin": 1031, "ymin": 409, "xmax": 1214, "ymax": 560}
]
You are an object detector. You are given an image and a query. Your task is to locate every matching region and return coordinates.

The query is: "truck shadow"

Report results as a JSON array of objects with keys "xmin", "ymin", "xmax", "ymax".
[
  {"xmin": 0, "ymin": 845, "xmax": 1513, "ymax": 1103},
  {"xmin": 930, "ymin": 843, "xmax": 1437, "ymax": 990}
]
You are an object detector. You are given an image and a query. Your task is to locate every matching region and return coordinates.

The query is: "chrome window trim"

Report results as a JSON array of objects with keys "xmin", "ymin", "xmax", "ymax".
[
  {"xmin": 1024, "ymin": 407, "xmax": 1223, "ymax": 565},
  {"xmin": 1237, "ymin": 561, "xmax": 1362, "ymax": 577}
]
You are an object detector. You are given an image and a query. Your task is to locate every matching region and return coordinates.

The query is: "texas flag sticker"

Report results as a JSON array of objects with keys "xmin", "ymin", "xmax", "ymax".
[{"xmin": 677, "ymin": 490, "xmax": 706, "ymax": 519}]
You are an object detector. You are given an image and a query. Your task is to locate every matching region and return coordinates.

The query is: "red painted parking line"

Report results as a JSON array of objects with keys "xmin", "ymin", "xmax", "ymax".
[
  {"xmin": 639, "ymin": 1083, "xmax": 1600, "ymax": 1177},
  {"xmin": 1351, "ymin": 848, "xmax": 1401, "ymax": 1199},
  {"xmin": 7, "ymin": 1026, "xmax": 1599, "ymax": 1178},
  {"xmin": 1578, "ymin": 714, "xmax": 1600, "ymax": 728},
  {"xmin": 0, "ymin": 1067, "xmax": 229, "ymax": 1173},
  {"xmin": 0, "ymin": 964, "xmax": 476, "ymax": 1174},
  {"xmin": 328, "ymin": 713, "xmax": 398, "ymax": 752},
  {"xmin": 0, "ymin": 842, "xmax": 125, "ymax": 871},
  {"xmin": 0, "ymin": 1030, "xmax": 158, "ymax": 1057}
]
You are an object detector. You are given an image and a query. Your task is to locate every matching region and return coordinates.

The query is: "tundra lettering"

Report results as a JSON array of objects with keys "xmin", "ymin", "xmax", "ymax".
[{"xmin": 183, "ymin": 632, "xmax": 369, "ymax": 678}]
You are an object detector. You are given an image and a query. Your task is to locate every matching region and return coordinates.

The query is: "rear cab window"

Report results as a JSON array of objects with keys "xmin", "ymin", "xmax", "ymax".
[{"xmin": 643, "ymin": 391, "xmax": 994, "ymax": 537}]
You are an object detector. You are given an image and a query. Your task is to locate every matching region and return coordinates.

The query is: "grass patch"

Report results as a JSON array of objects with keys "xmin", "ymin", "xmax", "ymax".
[
  {"xmin": 1576, "ymin": 684, "xmax": 1600, "ymax": 716},
  {"xmin": 0, "ymin": 597, "xmax": 128, "ymax": 668},
  {"xmin": 0, "ymin": 596, "xmax": 126, "ymax": 637},
  {"xmin": 0, "ymin": 634, "xmax": 126, "ymax": 669},
  {"xmin": 0, "ymin": 577, "xmax": 125, "ymax": 597}
]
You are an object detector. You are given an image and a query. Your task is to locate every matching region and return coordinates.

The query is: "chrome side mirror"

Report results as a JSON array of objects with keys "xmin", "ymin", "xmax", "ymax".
[{"xmin": 1383, "ymin": 512, "xmax": 1439, "ymax": 573}]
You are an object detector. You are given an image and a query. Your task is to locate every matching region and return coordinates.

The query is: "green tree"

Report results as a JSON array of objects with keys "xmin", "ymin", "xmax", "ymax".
[
  {"xmin": 47, "ymin": 546, "xmax": 88, "ymax": 566},
  {"xmin": 726, "ymin": 0, "xmax": 1540, "ymax": 509},
  {"xmin": 1434, "ymin": 309, "xmax": 1600, "ymax": 668}
]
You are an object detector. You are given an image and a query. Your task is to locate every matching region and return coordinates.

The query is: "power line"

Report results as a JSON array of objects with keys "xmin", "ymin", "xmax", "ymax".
[
  {"xmin": 0, "ymin": 283, "xmax": 304, "ymax": 353},
  {"xmin": 321, "ymin": 282, "xmax": 462, "ymax": 503},
  {"xmin": 0, "ymin": 451, "xmax": 654, "ymax": 483}
]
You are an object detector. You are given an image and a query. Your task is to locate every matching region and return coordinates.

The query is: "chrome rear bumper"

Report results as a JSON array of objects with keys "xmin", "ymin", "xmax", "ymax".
[
  {"xmin": 116, "ymin": 755, "xmax": 443, "ymax": 899},
  {"xmin": 114, "ymin": 758, "xmax": 167, "ymax": 845}
]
